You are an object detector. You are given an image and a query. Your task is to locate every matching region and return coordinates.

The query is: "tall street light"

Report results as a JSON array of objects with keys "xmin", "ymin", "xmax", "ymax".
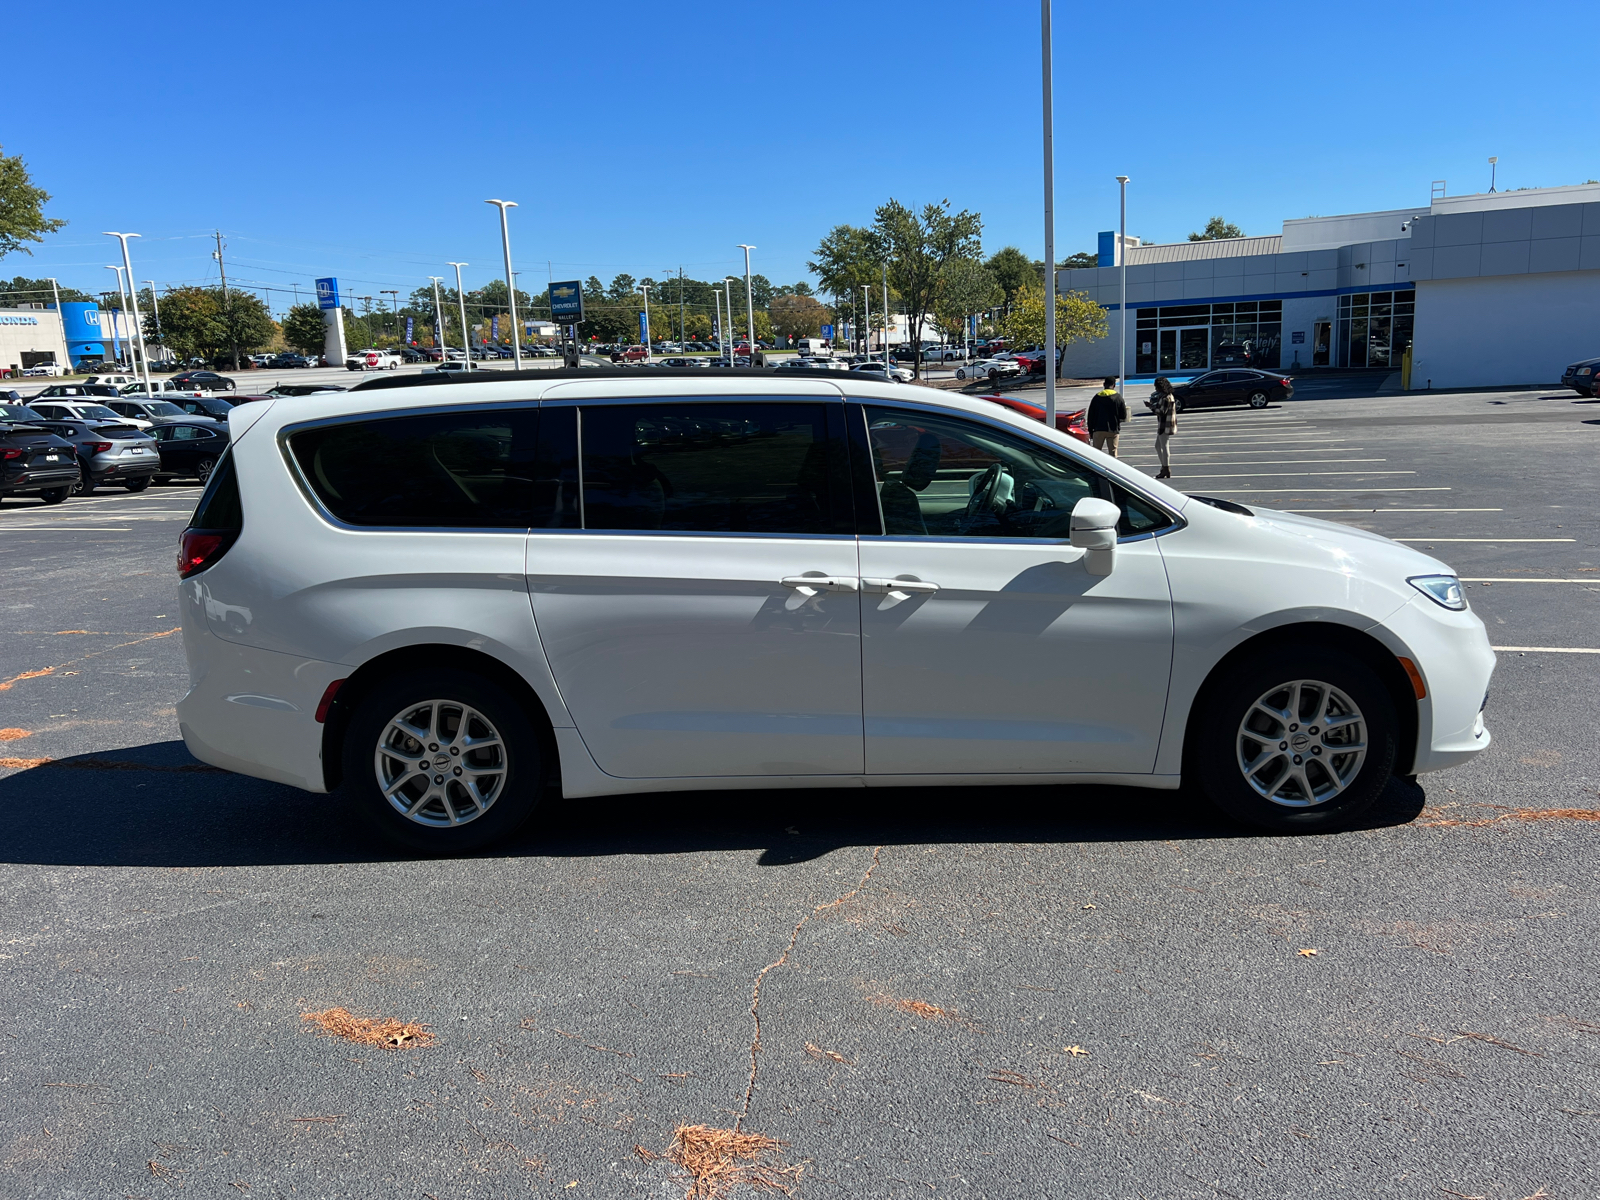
[
  {"xmin": 1040, "ymin": 0, "xmax": 1057, "ymax": 424},
  {"xmin": 862, "ymin": 284, "xmax": 871, "ymax": 357},
  {"xmin": 103, "ymin": 267, "xmax": 125, "ymax": 366},
  {"xmin": 882, "ymin": 265, "xmax": 890, "ymax": 368},
  {"xmin": 381, "ymin": 290, "xmax": 399, "ymax": 343},
  {"xmin": 641, "ymin": 281, "xmax": 651, "ymax": 359},
  {"xmin": 429, "ymin": 276, "xmax": 447, "ymax": 361},
  {"xmin": 449, "ymin": 262, "xmax": 472, "ymax": 371},
  {"xmin": 736, "ymin": 245, "xmax": 756, "ymax": 352},
  {"xmin": 1116, "ymin": 175, "xmax": 1130, "ymax": 393},
  {"xmin": 724, "ymin": 277, "xmax": 740, "ymax": 363},
  {"xmin": 145, "ymin": 280, "xmax": 161, "ymax": 366},
  {"xmin": 710, "ymin": 285, "xmax": 724, "ymax": 361},
  {"xmin": 485, "ymin": 199, "xmax": 523, "ymax": 369}
]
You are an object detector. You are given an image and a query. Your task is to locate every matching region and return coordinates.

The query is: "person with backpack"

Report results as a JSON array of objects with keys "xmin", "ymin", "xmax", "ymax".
[
  {"xmin": 1148, "ymin": 376, "xmax": 1177, "ymax": 479},
  {"xmin": 1086, "ymin": 376, "xmax": 1130, "ymax": 457}
]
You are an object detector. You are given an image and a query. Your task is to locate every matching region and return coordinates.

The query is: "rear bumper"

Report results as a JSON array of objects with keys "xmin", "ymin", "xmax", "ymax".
[
  {"xmin": 2, "ymin": 466, "xmax": 80, "ymax": 492},
  {"xmin": 177, "ymin": 605, "xmax": 344, "ymax": 793}
]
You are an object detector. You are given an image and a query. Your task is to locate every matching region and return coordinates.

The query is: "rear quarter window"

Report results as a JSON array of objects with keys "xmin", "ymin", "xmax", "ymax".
[{"xmin": 288, "ymin": 408, "xmax": 537, "ymax": 527}]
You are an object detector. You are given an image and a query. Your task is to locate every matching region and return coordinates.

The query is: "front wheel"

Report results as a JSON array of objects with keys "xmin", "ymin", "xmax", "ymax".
[
  {"xmin": 956, "ymin": 369, "xmax": 967, "ymax": 380},
  {"xmin": 1248, "ymin": 391, "xmax": 1269, "ymax": 408},
  {"xmin": 1191, "ymin": 647, "xmax": 1397, "ymax": 833},
  {"xmin": 988, "ymin": 368, "xmax": 1000, "ymax": 381},
  {"xmin": 342, "ymin": 668, "xmax": 546, "ymax": 852}
]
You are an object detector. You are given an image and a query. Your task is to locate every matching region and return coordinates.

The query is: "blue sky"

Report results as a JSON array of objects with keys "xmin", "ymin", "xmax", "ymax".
[{"xmin": 5, "ymin": 0, "xmax": 1597, "ymax": 315}]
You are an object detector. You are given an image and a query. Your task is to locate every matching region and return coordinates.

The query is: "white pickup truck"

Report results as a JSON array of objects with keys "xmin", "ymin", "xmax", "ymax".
[{"xmin": 345, "ymin": 348, "xmax": 401, "ymax": 371}]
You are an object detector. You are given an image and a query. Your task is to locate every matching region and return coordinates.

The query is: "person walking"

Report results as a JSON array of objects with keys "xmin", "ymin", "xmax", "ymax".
[
  {"xmin": 1086, "ymin": 376, "xmax": 1130, "ymax": 457},
  {"xmin": 1149, "ymin": 376, "xmax": 1177, "ymax": 479}
]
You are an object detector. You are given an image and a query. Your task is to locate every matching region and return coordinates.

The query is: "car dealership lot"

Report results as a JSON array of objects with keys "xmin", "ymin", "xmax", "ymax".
[{"xmin": 1, "ymin": 387, "xmax": 1596, "ymax": 1199}]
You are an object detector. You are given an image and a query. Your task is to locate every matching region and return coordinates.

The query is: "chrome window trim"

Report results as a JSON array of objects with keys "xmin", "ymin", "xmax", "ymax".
[{"xmin": 852, "ymin": 395, "xmax": 1188, "ymax": 541}]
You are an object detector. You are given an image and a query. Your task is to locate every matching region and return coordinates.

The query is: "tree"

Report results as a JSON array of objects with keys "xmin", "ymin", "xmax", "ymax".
[
  {"xmin": 282, "ymin": 303, "xmax": 327, "ymax": 355},
  {"xmin": 0, "ymin": 147, "xmax": 65, "ymax": 260},
  {"xmin": 769, "ymin": 293, "xmax": 831, "ymax": 340},
  {"xmin": 155, "ymin": 285, "xmax": 277, "ymax": 362},
  {"xmin": 809, "ymin": 224, "xmax": 879, "ymax": 297},
  {"xmin": 787, "ymin": 281, "xmax": 815, "ymax": 297},
  {"xmin": 1061, "ymin": 251, "xmax": 1099, "ymax": 268},
  {"xmin": 608, "ymin": 274, "xmax": 637, "ymax": 302},
  {"xmin": 1001, "ymin": 284, "xmax": 1108, "ymax": 366},
  {"xmin": 934, "ymin": 257, "xmax": 1001, "ymax": 344},
  {"xmin": 867, "ymin": 199, "xmax": 982, "ymax": 376},
  {"xmin": 985, "ymin": 246, "xmax": 1034, "ymax": 313},
  {"xmin": 1188, "ymin": 216, "xmax": 1245, "ymax": 241},
  {"xmin": 0, "ymin": 275, "xmax": 92, "ymax": 306}
]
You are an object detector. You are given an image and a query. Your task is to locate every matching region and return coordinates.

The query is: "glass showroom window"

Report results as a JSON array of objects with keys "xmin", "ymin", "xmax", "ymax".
[
  {"xmin": 1132, "ymin": 301, "xmax": 1283, "ymax": 374},
  {"xmin": 1337, "ymin": 291, "xmax": 1415, "ymax": 368}
]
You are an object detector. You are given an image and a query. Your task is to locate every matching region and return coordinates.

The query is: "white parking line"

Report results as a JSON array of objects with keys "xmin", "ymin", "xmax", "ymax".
[
  {"xmin": 1394, "ymin": 538, "xmax": 1575, "ymax": 543},
  {"xmin": 1492, "ymin": 646, "xmax": 1600, "ymax": 653},
  {"xmin": 1120, "ymin": 458, "xmax": 1386, "ymax": 467},
  {"xmin": 1201, "ymin": 487, "xmax": 1451, "ymax": 493},
  {"xmin": 1169, "ymin": 471, "xmax": 1416, "ymax": 479},
  {"xmin": 1463, "ymin": 577, "xmax": 1598, "ymax": 583},
  {"xmin": 1284, "ymin": 508, "xmax": 1502, "ymax": 513},
  {"xmin": 0, "ymin": 526, "xmax": 133, "ymax": 532}
]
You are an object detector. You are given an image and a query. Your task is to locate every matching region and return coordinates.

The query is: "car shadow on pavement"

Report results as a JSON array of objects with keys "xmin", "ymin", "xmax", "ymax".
[{"xmin": 0, "ymin": 740, "xmax": 1428, "ymax": 868}]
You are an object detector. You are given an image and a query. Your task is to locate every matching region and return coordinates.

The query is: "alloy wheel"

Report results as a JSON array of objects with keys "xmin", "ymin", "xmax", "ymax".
[
  {"xmin": 373, "ymin": 699, "xmax": 508, "ymax": 827},
  {"xmin": 196, "ymin": 457, "xmax": 216, "ymax": 482},
  {"xmin": 1249, "ymin": 391, "xmax": 1269, "ymax": 408},
  {"xmin": 1236, "ymin": 679, "xmax": 1367, "ymax": 807}
]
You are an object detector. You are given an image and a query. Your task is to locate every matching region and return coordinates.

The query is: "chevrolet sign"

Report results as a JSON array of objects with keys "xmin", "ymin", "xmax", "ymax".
[{"xmin": 548, "ymin": 281, "xmax": 583, "ymax": 326}]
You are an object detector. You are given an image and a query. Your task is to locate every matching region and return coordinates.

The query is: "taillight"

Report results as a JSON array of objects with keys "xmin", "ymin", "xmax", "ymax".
[
  {"xmin": 1, "ymin": 448, "xmax": 20, "ymax": 460},
  {"xmin": 177, "ymin": 528, "xmax": 236, "ymax": 578},
  {"xmin": 1280, "ymin": 378, "xmax": 1292, "ymax": 386},
  {"xmin": 90, "ymin": 442, "xmax": 112, "ymax": 453}
]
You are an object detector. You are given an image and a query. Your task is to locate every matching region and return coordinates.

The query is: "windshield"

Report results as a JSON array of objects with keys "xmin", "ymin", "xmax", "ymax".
[
  {"xmin": 0, "ymin": 404, "xmax": 43, "ymax": 421},
  {"xmin": 146, "ymin": 401, "xmax": 186, "ymax": 416},
  {"xmin": 80, "ymin": 404, "xmax": 120, "ymax": 419}
]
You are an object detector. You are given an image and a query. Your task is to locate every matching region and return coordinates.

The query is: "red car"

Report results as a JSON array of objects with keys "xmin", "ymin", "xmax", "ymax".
[{"xmin": 978, "ymin": 394, "xmax": 1090, "ymax": 444}]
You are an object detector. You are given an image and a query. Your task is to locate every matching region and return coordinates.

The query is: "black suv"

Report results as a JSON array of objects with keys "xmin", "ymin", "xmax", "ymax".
[
  {"xmin": 1560, "ymin": 356, "xmax": 1599, "ymax": 397},
  {"xmin": 0, "ymin": 403, "xmax": 80, "ymax": 504}
]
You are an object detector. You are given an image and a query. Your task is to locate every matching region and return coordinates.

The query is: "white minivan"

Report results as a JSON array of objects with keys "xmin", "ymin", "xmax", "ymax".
[{"xmin": 175, "ymin": 371, "xmax": 1494, "ymax": 851}]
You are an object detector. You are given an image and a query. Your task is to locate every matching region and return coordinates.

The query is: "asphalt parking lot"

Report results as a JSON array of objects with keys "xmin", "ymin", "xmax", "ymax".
[{"xmin": 1, "ymin": 386, "xmax": 1597, "ymax": 1199}]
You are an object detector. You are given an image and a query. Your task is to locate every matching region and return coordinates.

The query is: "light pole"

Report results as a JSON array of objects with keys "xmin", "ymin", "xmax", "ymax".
[
  {"xmin": 449, "ymin": 262, "xmax": 472, "ymax": 371},
  {"xmin": 381, "ymin": 290, "xmax": 399, "ymax": 344},
  {"xmin": 862, "ymin": 284, "xmax": 871, "ymax": 357},
  {"xmin": 711, "ymin": 285, "xmax": 724, "ymax": 361},
  {"xmin": 429, "ymin": 276, "xmax": 446, "ymax": 361},
  {"xmin": 1040, "ymin": 0, "xmax": 1057, "ymax": 423},
  {"xmin": 1488, "ymin": 156, "xmax": 1498, "ymax": 193},
  {"xmin": 736, "ymin": 245, "xmax": 756, "ymax": 352},
  {"xmin": 1116, "ymin": 175, "xmax": 1129, "ymax": 393},
  {"xmin": 724, "ymin": 278, "xmax": 740, "ymax": 363},
  {"xmin": 102, "ymin": 274, "xmax": 123, "ymax": 367},
  {"xmin": 485, "ymin": 199, "xmax": 523, "ymax": 369},
  {"xmin": 882, "ymin": 264, "xmax": 890, "ymax": 368}
]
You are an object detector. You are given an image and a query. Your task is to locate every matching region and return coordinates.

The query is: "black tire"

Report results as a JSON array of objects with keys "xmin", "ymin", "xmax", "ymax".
[
  {"xmin": 195, "ymin": 457, "xmax": 217, "ymax": 483},
  {"xmin": 72, "ymin": 473, "xmax": 92, "ymax": 495},
  {"xmin": 1173, "ymin": 397, "xmax": 1185, "ymax": 414},
  {"xmin": 341, "ymin": 668, "xmax": 546, "ymax": 853},
  {"xmin": 124, "ymin": 476, "xmax": 151, "ymax": 492},
  {"xmin": 1248, "ymin": 391, "xmax": 1269, "ymax": 408},
  {"xmin": 1191, "ymin": 646, "xmax": 1396, "ymax": 833},
  {"xmin": 988, "ymin": 368, "xmax": 1000, "ymax": 381},
  {"xmin": 39, "ymin": 486, "xmax": 70, "ymax": 505}
]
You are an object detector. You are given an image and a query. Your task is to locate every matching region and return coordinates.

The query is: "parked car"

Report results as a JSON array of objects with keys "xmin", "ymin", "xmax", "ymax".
[
  {"xmin": 611, "ymin": 346, "xmax": 650, "ymax": 363},
  {"xmin": 173, "ymin": 376, "xmax": 1495, "ymax": 854},
  {"xmin": 106, "ymin": 398, "xmax": 193, "ymax": 426},
  {"xmin": 26, "ymin": 400, "xmax": 149, "ymax": 430},
  {"xmin": 35, "ymin": 383, "xmax": 125, "ymax": 400},
  {"xmin": 1559, "ymin": 356, "xmax": 1599, "ymax": 397},
  {"xmin": 171, "ymin": 370, "xmax": 237, "ymax": 393},
  {"xmin": 660, "ymin": 357, "xmax": 707, "ymax": 368},
  {"xmin": 35, "ymin": 418, "xmax": 159, "ymax": 493},
  {"xmin": 978, "ymin": 394, "xmax": 1090, "ymax": 444},
  {"xmin": 83, "ymin": 373, "xmax": 138, "ymax": 390},
  {"xmin": 261, "ymin": 383, "xmax": 348, "ymax": 398},
  {"xmin": 1212, "ymin": 342, "xmax": 1254, "ymax": 367},
  {"xmin": 168, "ymin": 395, "xmax": 236, "ymax": 420},
  {"xmin": 268, "ymin": 352, "xmax": 314, "ymax": 369},
  {"xmin": 121, "ymin": 379, "xmax": 208, "ymax": 398},
  {"xmin": 850, "ymin": 360, "xmax": 915, "ymax": 383},
  {"xmin": 954, "ymin": 358, "xmax": 1022, "ymax": 382},
  {"xmin": 20, "ymin": 364, "xmax": 63, "ymax": 377},
  {"xmin": 1170, "ymin": 369, "xmax": 1294, "ymax": 411},
  {"xmin": 398, "ymin": 346, "xmax": 431, "ymax": 363},
  {"xmin": 347, "ymin": 349, "xmax": 402, "ymax": 371},
  {"xmin": 150, "ymin": 420, "xmax": 231, "ymax": 484},
  {"xmin": 921, "ymin": 346, "xmax": 966, "ymax": 363},
  {"xmin": 0, "ymin": 405, "xmax": 79, "ymax": 504}
]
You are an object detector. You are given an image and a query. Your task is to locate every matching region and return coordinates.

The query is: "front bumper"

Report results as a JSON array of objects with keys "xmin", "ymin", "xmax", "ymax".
[{"xmin": 1375, "ymin": 594, "xmax": 1496, "ymax": 774}]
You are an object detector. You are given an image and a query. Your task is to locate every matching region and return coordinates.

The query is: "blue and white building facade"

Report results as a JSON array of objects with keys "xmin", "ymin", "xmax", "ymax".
[{"xmin": 1060, "ymin": 182, "xmax": 1600, "ymax": 388}]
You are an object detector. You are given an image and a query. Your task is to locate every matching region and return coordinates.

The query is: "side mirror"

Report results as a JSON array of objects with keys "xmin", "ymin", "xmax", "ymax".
[{"xmin": 1069, "ymin": 497, "xmax": 1121, "ymax": 576}]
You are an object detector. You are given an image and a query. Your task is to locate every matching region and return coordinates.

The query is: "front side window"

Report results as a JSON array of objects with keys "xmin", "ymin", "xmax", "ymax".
[
  {"xmin": 862, "ymin": 405, "xmax": 1173, "ymax": 540},
  {"xmin": 289, "ymin": 408, "xmax": 536, "ymax": 527},
  {"xmin": 578, "ymin": 401, "xmax": 849, "ymax": 535}
]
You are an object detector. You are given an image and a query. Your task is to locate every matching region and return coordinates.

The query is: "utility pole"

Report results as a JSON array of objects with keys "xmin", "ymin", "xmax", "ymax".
[
  {"xmin": 382, "ymin": 290, "xmax": 399, "ymax": 343},
  {"xmin": 213, "ymin": 230, "xmax": 238, "ymax": 370}
]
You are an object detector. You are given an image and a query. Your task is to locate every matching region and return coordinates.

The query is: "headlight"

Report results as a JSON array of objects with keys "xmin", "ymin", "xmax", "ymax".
[{"xmin": 1409, "ymin": 574, "xmax": 1467, "ymax": 610}]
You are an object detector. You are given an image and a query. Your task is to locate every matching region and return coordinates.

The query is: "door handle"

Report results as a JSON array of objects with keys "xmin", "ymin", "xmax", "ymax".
[
  {"xmin": 861, "ymin": 577, "xmax": 940, "ymax": 595},
  {"xmin": 780, "ymin": 575, "xmax": 859, "ymax": 593}
]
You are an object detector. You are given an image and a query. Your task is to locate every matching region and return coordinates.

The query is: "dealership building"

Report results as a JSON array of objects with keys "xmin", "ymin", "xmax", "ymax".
[
  {"xmin": 1059, "ymin": 181, "xmax": 1600, "ymax": 388},
  {"xmin": 0, "ymin": 304, "xmax": 150, "ymax": 376}
]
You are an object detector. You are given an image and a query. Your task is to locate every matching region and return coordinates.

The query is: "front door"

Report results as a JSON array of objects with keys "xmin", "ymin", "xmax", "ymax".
[
  {"xmin": 1158, "ymin": 327, "xmax": 1211, "ymax": 372},
  {"xmin": 526, "ymin": 396, "xmax": 864, "ymax": 779},
  {"xmin": 855, "ymin": 404, "xmax": 1175, "ymax": 776}
]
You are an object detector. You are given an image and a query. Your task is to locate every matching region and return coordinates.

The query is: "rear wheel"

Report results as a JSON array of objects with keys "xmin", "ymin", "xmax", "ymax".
[
  {"xmin": 195, "ymin": 457, "xmax": 217, "ymax": 483},
  {"xmin": 39, "ymin": 486, "xmax": 69, "ymax": 505},
  {"xmin": 342, "ymin": 669, "xmax": 546, "ymax": 853},
  {"xmin": 1248, "ymin": 391, "xmax": 1269, "ymax": 408},
  {"xmin": 124, "ymin": 476, "xmax": 151, "ymax": 492},
  {"xmin": 1192, "ymin": 647, "xmax": 1396, "ymax": 833}
]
